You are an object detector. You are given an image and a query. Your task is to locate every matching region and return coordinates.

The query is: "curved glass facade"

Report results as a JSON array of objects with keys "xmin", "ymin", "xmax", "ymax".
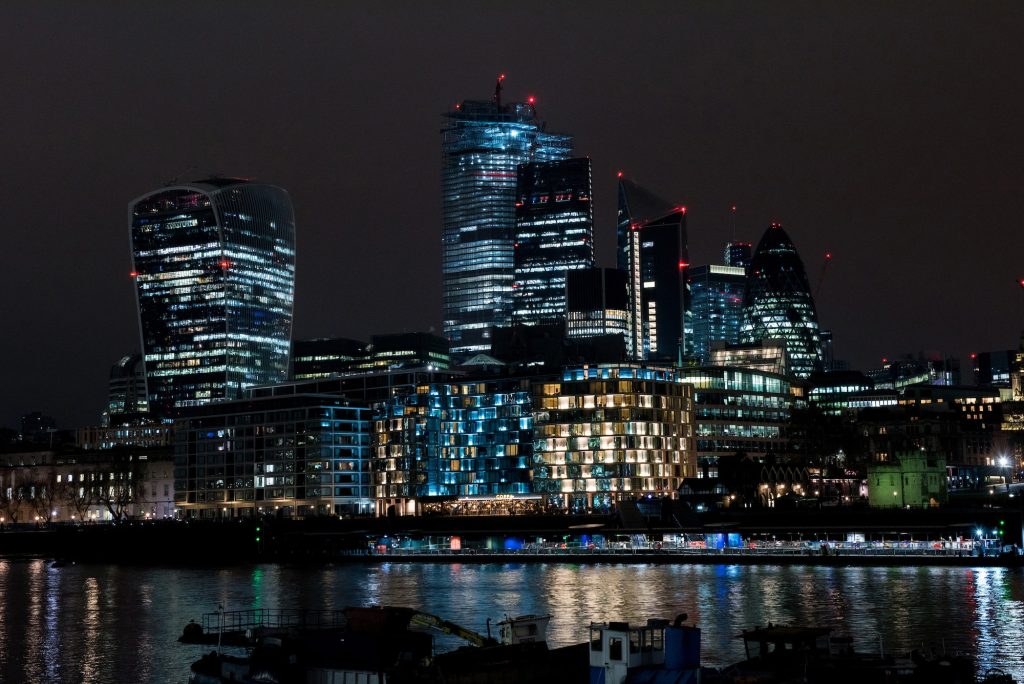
[
  {"xmin": 741, "ymin": 224, "xmax": 821, "ymax": 378},
  {"xmin": 442, "ymin": 98, "xmax": 572, "ymax": 356},
  {"xmin": 531, "ymin": 365, "xmax": 694, "ymax": 512},
  {"xmin": 130, "ymin": 180, "xmax": 295, "ymax": 418}
]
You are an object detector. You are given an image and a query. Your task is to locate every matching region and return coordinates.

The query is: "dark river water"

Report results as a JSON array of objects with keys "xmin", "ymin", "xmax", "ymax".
[{"xmin": 1, "ymin": 559, "xmax": 1022, "ymax": 683}]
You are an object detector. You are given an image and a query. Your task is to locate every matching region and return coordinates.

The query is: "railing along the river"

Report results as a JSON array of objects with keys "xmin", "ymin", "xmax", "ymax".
[
  {"xmin": 199, "ymin": 608, "xmax": 348, "ymax": 634},
  {"xmin": 377, "ymin": 541, "xmax": 990, "ymax": 559}
]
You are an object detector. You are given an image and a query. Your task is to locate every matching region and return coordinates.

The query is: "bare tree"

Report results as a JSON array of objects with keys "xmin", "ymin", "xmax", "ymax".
[
  {"xmin": 30, "ymin": 473, "xmax": 62, "ymax": 523},
  {"xmin": 59, "ymin": 471, "xmax": 95, "ymax": 521},
  {"xmin": 94, "ymin": 449, "xmax": 142, "ymax": 521},
  {"xmin": 0, "ymin": 485, "xmax": 28, "ymax": 524}
]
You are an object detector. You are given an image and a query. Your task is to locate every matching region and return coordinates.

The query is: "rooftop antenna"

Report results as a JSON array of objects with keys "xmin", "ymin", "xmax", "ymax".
[
  {"xmin": 730, "ymin": 204, "xmax": 738, "ymax": 242},
  {"xmin": 494, "ymin": 73, "xmax": 505, "ymax": 107}
]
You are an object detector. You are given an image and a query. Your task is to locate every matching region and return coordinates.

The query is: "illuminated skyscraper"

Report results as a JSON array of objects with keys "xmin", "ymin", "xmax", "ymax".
[
  {"xmin": 616, "ymin": 177, "xmax": 688, "ymax": 363},
  {"xmin": 741, "ymin": 223, "xmax": 822, "ymax": 378},
  {"xmin": 513, "ymin": 157, "xmax": 594, "ymax": 326},
  {"xmin": 442, "ymin": 77, "xmax": 572, "ymax": 356},
  {"xmin": 129, "ymin": 178, "xmax": 296, "ymax": 418},
  {"xmin": 687, "ymin": 264, "xmax": 747, "ymax": 363}
]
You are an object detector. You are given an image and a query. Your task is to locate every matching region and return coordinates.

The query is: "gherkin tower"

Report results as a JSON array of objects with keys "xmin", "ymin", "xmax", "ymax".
[{"xmin": 741, "ymin": 223, "xmax": 822, "ymax": 378}]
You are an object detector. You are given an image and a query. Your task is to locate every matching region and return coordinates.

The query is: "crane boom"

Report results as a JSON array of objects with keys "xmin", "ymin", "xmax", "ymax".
[{"xmin": 408, "ymin": 611, "xmax": 497, "ymax": 647}]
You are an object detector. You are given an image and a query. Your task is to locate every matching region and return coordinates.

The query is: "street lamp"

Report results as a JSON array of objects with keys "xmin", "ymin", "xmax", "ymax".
[{"xmin": 998, "ymin": 456, "xmax": 1010, "ymax": 491}]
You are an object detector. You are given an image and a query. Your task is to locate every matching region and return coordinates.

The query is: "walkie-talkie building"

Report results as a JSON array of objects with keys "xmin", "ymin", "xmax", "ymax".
[
  {"xmin": 442, "ymin": 77, "xmax": 572, "ymax": 357},
  {"xmin": 741, "ymin": 223, "xmax": 822, "ymax": 378},
  {"xmin": 129, "ymin": 178, "xmax": 296, "ymax": 418}
]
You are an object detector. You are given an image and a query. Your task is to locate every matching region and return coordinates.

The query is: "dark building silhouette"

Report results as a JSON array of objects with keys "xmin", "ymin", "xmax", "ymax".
[
  {"xmin": 292, "ymin": 338, "xmax": 367, "ymax": 380},
  {"xmin": 566, "ymin": 268, "xmax": 628, "ymax": 342},
  {"xmin": 724, "ymin": 241, "xmax": 752, "ymax": 269},
  {"xmin": 105, "ymin": 353, "xmax": 149, "ymax": 423},
  {"xmin": 741, "ymin": 223, "xmax": 822, "ymax": 378},
  {"xmin": 616, "ymin": 176, "xmax": 688, "ymax": 363},
  {"xmin": 974, "ymin": 349, "xmax": 1016, "ymax": 387}
]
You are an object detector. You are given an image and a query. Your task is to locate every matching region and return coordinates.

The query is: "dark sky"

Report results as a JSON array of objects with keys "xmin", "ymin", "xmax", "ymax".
[{"xmin": 3, "ymin": 1, "xmax": 1023, "ymax": 429}]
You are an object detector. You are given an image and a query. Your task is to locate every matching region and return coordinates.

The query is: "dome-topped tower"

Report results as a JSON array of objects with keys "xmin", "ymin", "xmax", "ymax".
[{"xmin": 741, "ymin": 223, "xmax": 822, "ymax": 378}]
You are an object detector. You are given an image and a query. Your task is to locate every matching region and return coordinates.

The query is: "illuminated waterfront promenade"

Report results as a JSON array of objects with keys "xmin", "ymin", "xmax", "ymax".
[{"xmin": 364, "ymin": 537, "xmax": 1021, "ymax": 567}]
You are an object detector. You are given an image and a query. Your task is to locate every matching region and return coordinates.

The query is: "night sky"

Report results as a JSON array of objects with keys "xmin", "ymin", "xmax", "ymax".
[{"xmin": 3, "ymin": 2, "xmax": 1023, "ymax": 429}]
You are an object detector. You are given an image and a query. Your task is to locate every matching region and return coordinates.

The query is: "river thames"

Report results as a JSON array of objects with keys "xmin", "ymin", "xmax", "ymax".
[{"xmin": 1, "ymin": 559, "xmax": 1022, "ymax": 683}]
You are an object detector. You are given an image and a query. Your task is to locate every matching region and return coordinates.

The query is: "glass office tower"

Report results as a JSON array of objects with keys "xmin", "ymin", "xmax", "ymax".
[
  {"xmin": 130, "ymin": 178, "xmax": 296, "ymax": 418},
  {"xmin": 741, "ymin": 223, "xmax": 822, "ymax": 378},
  {"xmin": 513, "ymin": 157, "xmax": 594, "ymax": 326},
  {"xmin": 687, "ymin": 265, "xmax": 747, "ymax": 364},
  {"xmin": 616, "ymin": 177, "xmax": 688, "ymax": 363},
  {"xmin": 566, "ymin": 268, "xmax": 629, "ymax": 341},
  {"xmin": 442, "ymin": 81, "xmax": 572, "ymax": 357}
]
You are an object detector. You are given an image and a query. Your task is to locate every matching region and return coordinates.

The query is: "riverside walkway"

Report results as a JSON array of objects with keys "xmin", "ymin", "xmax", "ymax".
[{"xmin": 363, "ymin": 540, "xmax": 1021, "ymax": 566}]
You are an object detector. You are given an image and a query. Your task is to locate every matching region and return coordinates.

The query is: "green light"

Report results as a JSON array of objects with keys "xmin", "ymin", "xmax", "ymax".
[{"xmin": 255, "ymin": 536, "xmax": 261, "ymax": 543}]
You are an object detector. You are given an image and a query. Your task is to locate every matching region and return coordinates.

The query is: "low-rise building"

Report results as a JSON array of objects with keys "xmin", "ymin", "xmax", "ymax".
[{"xmin": 867, "ymin": 450, "xmax": 947, "ymax": 508}]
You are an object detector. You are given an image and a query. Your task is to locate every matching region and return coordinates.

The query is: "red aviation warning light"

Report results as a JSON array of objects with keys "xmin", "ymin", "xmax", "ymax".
[
  {"xmin": 675, "ymin": 206, "xmax": 687, "ymax": 214},
  {"xmin": 129, "ymin": 271, "xmax": 138, "ymax": 278},
  {"xmin": 617, "ymin": 171, "xmax": 624, "ymax": 178},
  {"xmin": 678, "ymin": 261, "xmax": 689, "ymax": 270},
  {"xmin": 219, "ymin": 259, "xmax": 230, "ymax": 270},
  {"xmin": 731, "ymin": 205, "xmax": 737, "ymax": 212},
  {"xmin": 527, "ymin": 95, "xmax": 536, "ymax": 105},
  {"xmin": 1018, "ymin": 278, "xmax": 1024, "ymax": 289}
]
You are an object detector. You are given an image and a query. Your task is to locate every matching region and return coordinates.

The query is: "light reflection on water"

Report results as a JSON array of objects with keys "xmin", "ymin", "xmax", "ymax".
[{"xmin": 0, "ymin": 560, "xmax": 1021, "ymax": 683}]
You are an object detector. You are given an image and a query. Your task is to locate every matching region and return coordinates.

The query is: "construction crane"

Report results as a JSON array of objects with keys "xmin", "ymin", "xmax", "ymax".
[
  {"xmin": 408, "ymin": 611, "xmax": 498, "ymax": 647},
  {"xmin": 814, "ymin": 250, "xmax": 833, "ymax": 301}
]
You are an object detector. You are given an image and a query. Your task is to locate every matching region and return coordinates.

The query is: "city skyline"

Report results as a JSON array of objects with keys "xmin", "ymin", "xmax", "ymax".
[{"xmin": 2, "ymin": 2, "xmax": 1023, "ymax": 428}]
